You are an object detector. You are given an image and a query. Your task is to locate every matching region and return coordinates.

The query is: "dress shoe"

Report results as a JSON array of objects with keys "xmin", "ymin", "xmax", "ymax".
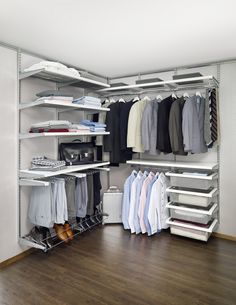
[
  {"xmin": 53, "ymin": 224, "xmax": 68, "ymax": 243},
  {"xmin": 64, "ymin": 223, "xmax": 74, "ymax": 240}
]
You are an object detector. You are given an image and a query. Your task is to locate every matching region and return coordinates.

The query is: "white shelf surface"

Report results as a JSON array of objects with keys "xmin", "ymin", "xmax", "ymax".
[
  {"xmin": 19, "ymin": 131, "xmax": 110, "ymax": 140},
  {"xmin": 166, "ymin": 186, "xmax": 218, "ymax": 198},
  {"xmin": 165, "ymin": 171, "xmax": 218, "ymax": 180},
  {"xmin": 98, "ymin": 75, "xmax": 218, "ymax": 92},
  {"xmin": 19, "ymin": 68, "xmax": 110, "ymax": 89},
  {"xmin": 20, "ymin": 161, "xmax": 110, "ymax": 179},
  {"xmin": 166, "ymin": 218, "xmax": 218, "ymax": 233},
  {"xmin": 127, "ymin": 160, "xmax": 218, "ymax": 170},
  {"xmin": 166, "ymin": 202, "xmax": 218, "ymax": 216},
  {"xmin": 19, "ymin": 99, "xmax": 110, "ymax": 112}
]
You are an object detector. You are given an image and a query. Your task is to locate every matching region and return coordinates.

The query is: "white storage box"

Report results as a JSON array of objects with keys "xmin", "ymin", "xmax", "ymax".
[
  {"xmin": 103, "ymin": 191, "xmax": 123, "ymax": 224},
  {"xmin": 167, "ymin": 218, "xmax": 218, "ymax": 242},
  {"xmin": 166, "ymin": 171, "xmax": 217, "ymax": 190},
  {"xmin": 167, "ymin": 187, "xmax": 218, "ymax": 207},
  {"xmin": 167, "ymin": 202, "xmax": 218, "ymax": 224}
]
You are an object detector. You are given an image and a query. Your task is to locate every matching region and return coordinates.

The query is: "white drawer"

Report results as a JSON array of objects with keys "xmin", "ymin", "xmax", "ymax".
[
  {"xmin": 167, "ymin": 218, "xmax": 218, "ymax": 241},
  {"xmin": 167, "ymin": 187, "xmax": 218, "ymax": 207},
  {"xmin": 166, "ymin": 171, "xmax": 217, "ymax": 190},
  {"xmin": 167, "ymin": 202, "xmax": 218, "ymax": 224}
]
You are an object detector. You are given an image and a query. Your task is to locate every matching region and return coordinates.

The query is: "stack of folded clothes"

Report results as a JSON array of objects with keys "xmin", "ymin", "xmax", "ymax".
[
  {"xmin": 68, "ymin": 123, "xmax": 90, "ymax": 132},
  {"xmin": 30, "ymin": 120, "xmax": 71, "ymax": 133},
  {"xmin": 72, "ymin": 96, "xmax": 101, "ymax": 107},
  {"xmin": 35, "ymin": 90, "xmax": 74, "ymax": 103},
  {"xmin": 24, "ymin": 61, "xmax": 80, "ymax": 77},
  {"xmin": 30, "ymin": 156, "xmax": 66, "ymax": 171},
  {"xmin": 80, "ymin": 120, "xmax": 106, "ymax": 132}
]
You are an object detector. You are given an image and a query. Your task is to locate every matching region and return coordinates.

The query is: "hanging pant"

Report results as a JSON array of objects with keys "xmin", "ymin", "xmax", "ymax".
[
  {"xmin": 65, "ymin": 177, "xmax": 76, "ymax": 219},
  {"xmin": 75, "ymin": 177, "xmax": 88, "ymax": 218}
]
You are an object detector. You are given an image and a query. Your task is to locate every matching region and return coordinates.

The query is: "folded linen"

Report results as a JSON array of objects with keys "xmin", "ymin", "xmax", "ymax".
[
  {"xmin": 80, "ymin": 120, "xmax": 106, "ymax": 128},
  {"xmin": 90, "ymin": 127, "xmax": 106, "ymax": 132},
  {"xmin": 73, "ymin": 96, "xmax": 101, "ymax": 105},
  {"xmin": 36, "ymin": 90, "xmax": 74, "ymax": 98},
  {"xmin": 24, "ymin": 61, "xmax": 80, "ymax": 77},
  {"xmin": 31, "ymin": 120, "xmax": 71, "ymax": 128}
]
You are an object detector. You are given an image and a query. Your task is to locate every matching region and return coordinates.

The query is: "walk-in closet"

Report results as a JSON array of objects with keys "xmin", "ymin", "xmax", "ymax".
[{"xmin": 0, "ymin": 1, "xmax": 236, "ymax": 305}]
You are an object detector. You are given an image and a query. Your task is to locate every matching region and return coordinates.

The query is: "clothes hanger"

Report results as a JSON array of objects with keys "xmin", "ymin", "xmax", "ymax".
[
  {"xmin": 133, "ymin": 96, "xmax": 140, "ymax": 102},
  {"xmin": 196, "ymin": 91, "xmax": 202, "ymax": 97},
  {"xmin": 156, "ymin": 94, "xmax": 163, "ymax": 100},
  {"xmin": 172, "ymin": 92, "xmax": 177, "ymax": 99},
  {"xmin": 183, "ymin": 92, "xmax": 189, "ymax": 98},
  {"xmin": 118, "ymin": 98, "xmax": 126, "ymax": 103}
]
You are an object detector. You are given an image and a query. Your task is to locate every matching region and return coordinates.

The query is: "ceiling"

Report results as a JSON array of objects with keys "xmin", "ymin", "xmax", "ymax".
[{"xmin": 0, "ymin": 0, "xmax": 236, "ymax": 78}]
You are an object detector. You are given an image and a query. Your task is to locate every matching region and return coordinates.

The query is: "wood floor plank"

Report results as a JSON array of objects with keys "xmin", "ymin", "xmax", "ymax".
[{"xmin": 0, "ymin": 225, "xmax": 236, "ymax": 305}]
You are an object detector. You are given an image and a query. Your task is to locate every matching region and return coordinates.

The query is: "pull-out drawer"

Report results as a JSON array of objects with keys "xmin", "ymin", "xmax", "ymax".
[
  {"xmin": 166, "ymin": 171, "xmax": 217, "ymax": 190},
  {"xmin": 166, "ymin": 218, "xmax": 218, "ymax": 241},
  {"xmin": 167, "ymin": 187, "xmax": 218, "ymax": 207},
  {"xmin": 167, "ymin": 202, "xmax": 218, "ymax": 224}
]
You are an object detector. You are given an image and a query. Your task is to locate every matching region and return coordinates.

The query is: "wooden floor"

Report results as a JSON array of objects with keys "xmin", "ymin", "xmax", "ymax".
[{"xmin": 0, "ymin": 225, "xmax": 236, "ymax": 305}]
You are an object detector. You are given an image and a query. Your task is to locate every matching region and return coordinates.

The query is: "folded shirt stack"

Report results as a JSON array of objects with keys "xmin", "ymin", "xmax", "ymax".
[
  {"xmin": 30, "ymin": 156, "xmax": 66, "ymax": 171},
  {"xmin": 24, "ymin": 61, "xmax": 80, "ymax": 78},
  {"xmin": 30, "ymin": 120, "xmax": 71, "ymax": 133},
  {"xmin": 80, "ymin": 119, "xmax": 106, "ymax": 132},
  {"xmin": 72, "ymin": 96, "xmax": 101, "ymax": 107},
  {"xmin": 35, "ymin": 90, "xmax": 74, "ymax": 104},
  {"xmin": 68, "ymin": 123, "xmax": 90, "ymax": 132}
]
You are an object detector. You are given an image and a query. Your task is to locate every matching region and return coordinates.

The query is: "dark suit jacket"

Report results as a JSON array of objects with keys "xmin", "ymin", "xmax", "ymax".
[{"xmin": 156, "ymin": 95, "xmax": 174, "ymax": 153}]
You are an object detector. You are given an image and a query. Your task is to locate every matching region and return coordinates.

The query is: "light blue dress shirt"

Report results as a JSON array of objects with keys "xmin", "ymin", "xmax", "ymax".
[
  {"xmin": 133, "ymin": 171, "xmax": 148, "ymax": 234},
  {"xmin": 122, "ymin": 170, "xmax": 137, "ymax": 229},
  {"xmin": 144, "ymin": 174, "xmax": 158, "ymax": 236}
]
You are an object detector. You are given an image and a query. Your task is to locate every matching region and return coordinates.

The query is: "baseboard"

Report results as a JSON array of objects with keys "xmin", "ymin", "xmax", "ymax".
[
  {"xmin": 0, "ymin": 249, "xmax": 35, "ymax": 269},
  {"xmin": 213, "ymin": 232, "xmax": 236, "ymax": 242}
]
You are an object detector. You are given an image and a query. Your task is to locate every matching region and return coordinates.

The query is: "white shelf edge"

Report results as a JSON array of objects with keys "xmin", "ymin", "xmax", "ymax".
[
  {"xmin": 19, "ymin": 162, "xmax": 110, "ymax": 179},
  {"xmin": 19, "ymin": 68, "xmax": 110, "ymax": 88},
  {"xmin": 165, "ymin": 171, "xmax": 218, "ymax": 180},
  {"xmin": 19, "ymin": 179, "xmax": 50, "ymax": 186},
  {"xmin": 127, "ymin": 160, "xmax": 218, "ymax": 170},
  {"xmin": 19, "ymin": 100, "xmax": 110, "ymax": 112},
  {"xmin": 98, "ymin": 75, "xmax": 218, "ymax": 92},
  {"xmin": 19, "ymin": 237, "xmax": 46, "ymax": 251},
  {"xmin": 19, "ymin": 131, "xmax": 110, "ymax": 140},
  {"xmin": 166, "ymin": 186, "xmax": 218, "ymax": 198},
  {"xmin": 166, "ymin": 218, "xmax": 218, "ymax": 233},
  {"xmin": 166, "ymin": 202, "xmax": 218, "ymax": 215}
]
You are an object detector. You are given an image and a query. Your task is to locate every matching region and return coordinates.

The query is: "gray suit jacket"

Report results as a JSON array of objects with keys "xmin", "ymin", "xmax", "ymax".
[
  {"xmin": 141, "ymin": 99, "xmax": 160, "ymax": 155},
  {"xmin": 182, "ymin": 95, "xmax": 208, "ymax": 154},
  {"xmin": 169, "ymin": 97, "xmax": 187, "ymax": 155}
]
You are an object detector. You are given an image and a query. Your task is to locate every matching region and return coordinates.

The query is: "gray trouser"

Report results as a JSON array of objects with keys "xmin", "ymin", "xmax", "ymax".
[
  {"xmin": 75, "ymin": 177, "xmax": 88, "ymax": 218},
  {"xmin": 28, "ymin": 185, "xmax": 54, "ymax": 228},
  {"xmin": 86, "ymin": 175, "xmax": 94, "ymax": 216},
  {"xmin": 52, "ymin": 178, "xmax": 68, "ymax": 224},
  {"xmin": 65, "ymin": 177, "xmax": 76, "ymax": 219}
]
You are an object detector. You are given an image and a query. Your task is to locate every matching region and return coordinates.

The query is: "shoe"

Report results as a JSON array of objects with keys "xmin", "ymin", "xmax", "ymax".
[
  {"xmin": 64, "ymin": 223, "xmax": 74, "ymax": 240},
  {"xmin": 53, "ymin": 224, "xmax": 68, "ymax": 243}
]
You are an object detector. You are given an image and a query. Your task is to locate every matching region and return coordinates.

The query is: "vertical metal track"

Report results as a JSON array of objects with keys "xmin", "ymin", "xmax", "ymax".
[
  {"xmin": 17, "ymin": 49, "xmax": 22, "ymax": 238},
  {"xmin": 216, "ymin": 64, "xmax": 221, "ymax": 224}
]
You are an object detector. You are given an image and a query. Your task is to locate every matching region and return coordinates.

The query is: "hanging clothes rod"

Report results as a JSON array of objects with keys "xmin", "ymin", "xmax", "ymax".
[{"xmin": 98, "ymin": 83, "xmax": 216, "ymax": 98}]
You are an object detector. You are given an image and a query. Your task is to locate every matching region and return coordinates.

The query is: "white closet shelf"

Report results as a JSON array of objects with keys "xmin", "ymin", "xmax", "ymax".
[
  {"xmin": 166, "ymin": 202, "xmax": 218, "ymax": 216},
  {"xmin": 166, "ymin": 186, "xmax": 218, "ymax": 198},
  {"xmin": 165, "ymin": 171, "xmax": 218, "ymax": 180},
  {"xmin": 127, "ymin": 160, "xmax": 218, "ymax": 170},
  {"xmin": 166, "ymin": 218, "xmax": 218, "ymax": 233},
  {"xmin": 19, "ymin": 100, "xmax": 110, "ymax": 113},
  {"xmin": 19, "ymin": 161, "xmax": 110, "ymax": 179},
  {"xmin": 98, "ymin": 75, "xmax": 218, "ymax": 92},
  {"xmin": 19, "ymin": 131, "xmax": 110, "ymax": 140},
  {"xmin": 19, "ymin": 68, "xmax": 110, "ymax": 89}
]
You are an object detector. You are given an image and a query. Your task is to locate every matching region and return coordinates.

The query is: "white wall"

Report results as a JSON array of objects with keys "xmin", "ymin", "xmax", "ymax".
[
  {"xmin": 0, "ymin": 46, "xmax": 20, "ymax": 262},
  {"xmin": 0, "ymin": 45, "xmax": 236, "ymax": 263},
  {"xmin": 218, "ymin": 63, "xmax": 236, "ymax": 236}
]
